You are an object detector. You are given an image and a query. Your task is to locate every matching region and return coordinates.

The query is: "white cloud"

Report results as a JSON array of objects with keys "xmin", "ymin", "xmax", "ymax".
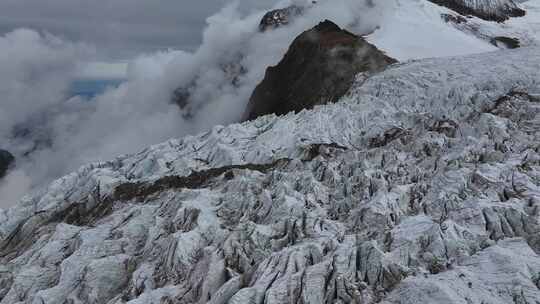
[{"xmin": 0, "ymin": 28, "xmax": 90, "ymax": 139}]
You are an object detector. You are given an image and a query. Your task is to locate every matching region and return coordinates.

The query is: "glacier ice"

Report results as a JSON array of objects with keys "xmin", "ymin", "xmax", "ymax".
[{"xmin": 0, "ymin": 46, "xmax": 540, "ymax": 303}]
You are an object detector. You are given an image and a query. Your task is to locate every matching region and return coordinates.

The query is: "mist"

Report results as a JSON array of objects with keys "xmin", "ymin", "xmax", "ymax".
[{"xmin": 0, "ymin": 0, "xmax": 391, "ymax": 208}]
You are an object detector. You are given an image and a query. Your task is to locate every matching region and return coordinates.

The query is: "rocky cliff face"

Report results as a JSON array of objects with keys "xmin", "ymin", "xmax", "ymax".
[
  {"xmin": 428, "ymin": 0, "xmax": 525, "ymax": 21},
  {"xmin": 1, "ymin": 46, "xmax": 539, "ymax": 304},
  {"xmin": 243, "ymin": 20, "xmax": 396, "ymax": 121}
]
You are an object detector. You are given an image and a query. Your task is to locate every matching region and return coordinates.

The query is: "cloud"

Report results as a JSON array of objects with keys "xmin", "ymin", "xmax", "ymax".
[
  {"xmin": 0, "ymin": 28, "xmax": 90, "ymax": 139},
  {"xmin": 0, "ymin": 0, "xmax": 391, "ymax": 208},
  {"xmin": 0, "ymin": 170, "xmax": 32, "ymax": 208},
  {"xmin": 75, "ymin": 62, "xmax": 128, "ymax": 80}
]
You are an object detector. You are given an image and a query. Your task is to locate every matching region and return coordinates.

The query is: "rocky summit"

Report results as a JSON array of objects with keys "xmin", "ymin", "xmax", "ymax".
[{"xmin": 243, "ymin": 20, "xmax": 396, "ymax": 121}]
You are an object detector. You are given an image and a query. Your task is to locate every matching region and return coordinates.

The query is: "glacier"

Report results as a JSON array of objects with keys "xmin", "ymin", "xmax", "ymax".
[
  {"xmin": 369, "ymin": 0, "xmax": 540, "ymax": 60},
  {"xmin": 0, "ymin": 45, "xmax": 539, "ymax": 303}
]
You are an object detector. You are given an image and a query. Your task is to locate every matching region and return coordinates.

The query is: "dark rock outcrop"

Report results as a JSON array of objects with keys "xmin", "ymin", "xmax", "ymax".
[
  {"xmin": 491, "ymin": 36, "xmax": 521, "ymax": 49},
  {"xmin": 441, "ymin": 13, "xmax": 468, "ymax": 24},
  {"xmin": 0, "ymin": 150, "xmax": 14, "ymax": 179},
  {"xmin": 429, "ymin": 0, "xmax": 525, "ymax": 22},
  {"xmin": 259, "ymin": 5, "xmax": 305, "ymax": 32},
  {"xmin": 243, "ymin": 20, "xmax": 396, "ymax": 121}
]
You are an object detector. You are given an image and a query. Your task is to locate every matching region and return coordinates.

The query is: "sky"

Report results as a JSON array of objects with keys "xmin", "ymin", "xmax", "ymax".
[
  {"xmin": 0, "ymin": 0, "xmax": 272, "ymax": 79},
  {"xmin": 0, "ymin": 0, "xmax": 226, "ymax": 57}
]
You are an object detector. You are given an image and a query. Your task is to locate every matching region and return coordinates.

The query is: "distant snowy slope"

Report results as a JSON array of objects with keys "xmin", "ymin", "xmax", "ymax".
[
  {"xmin": 369, "ymin": 0, "xmax": 497, "ymax": 60},
  {"xmin": 369, "ymin": 0, "xmax": 539, "ymax": 60},
  {"xmin": 0, "ymin": 46, "xmax": 539, "ymax": 304}
]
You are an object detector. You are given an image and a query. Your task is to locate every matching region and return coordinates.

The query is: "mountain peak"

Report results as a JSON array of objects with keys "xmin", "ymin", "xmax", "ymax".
[
  {"xmin": 242, "ymin": 20, "xmax": 396, "ymax": 121},
  {"xmin": 314, "ymin": 19, "xmax": 342, "ymax": 32}
]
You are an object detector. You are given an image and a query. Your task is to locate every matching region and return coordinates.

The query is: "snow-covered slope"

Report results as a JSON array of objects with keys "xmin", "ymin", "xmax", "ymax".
[
  {"xmin": 369, "ymin": 0, "xmax": 540, "ymax": 60},
  {"xmin": 369, "ymin": 0, "xmax": 497, "ymax": 60},
  {"xmin": 1, "ymin": 46, "xmax": 539, "ymax": 303}
]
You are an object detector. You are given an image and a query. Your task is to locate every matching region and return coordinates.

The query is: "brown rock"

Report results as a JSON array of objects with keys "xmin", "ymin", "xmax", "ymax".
[{"xmin": 242, "ymin": 20, "xmax": 396, "ymax": 121}]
